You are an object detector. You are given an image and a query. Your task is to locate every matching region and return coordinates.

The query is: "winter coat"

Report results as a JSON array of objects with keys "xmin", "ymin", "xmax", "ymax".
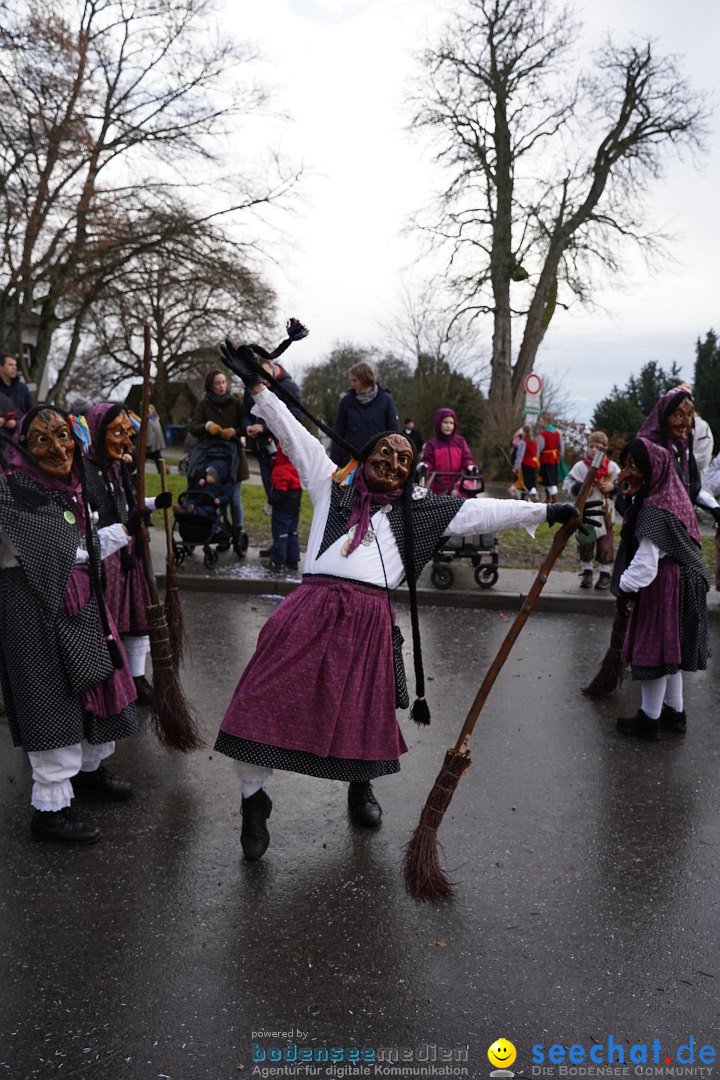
[
  {"xmin": 0, "ymin": 374, "xmax": 34, "ymax": 418},
  {"xmin": 189, "ymin": 394, "xmax": 249, "ymax": 482},
  {"xmin": 241, "ymin": 365, "xmax": 303, "ymax": 463},
  {"xmin": 331, "ymin": 385, "xmax": 399, "ymax": 467},
  {"xmin": 421, "ymin": 408, "xmax": 475, "ymax": 495}
]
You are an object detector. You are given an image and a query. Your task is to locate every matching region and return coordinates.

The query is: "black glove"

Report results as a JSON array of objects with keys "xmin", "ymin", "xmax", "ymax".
[
  {"xmin": 616, "ymin": 589, "xmax": 635, "ymax": 618},
  {"xmin": 710, "ymin": 506, "xmax": 720, "ymax": 529},
  {"xmin": 154, "ymin": 490, "xmax": 172, "ymax": 510},
  {"xmin": 219, "ymin": 339, "xmax": 265, "ymax": 387},
  {"xmin": 126, "ymin": 507, "xmax": 153, "ymax": 536},
  {"xmin": 546, "ymin": 499, "xmax": 603, "ymax": 536}
]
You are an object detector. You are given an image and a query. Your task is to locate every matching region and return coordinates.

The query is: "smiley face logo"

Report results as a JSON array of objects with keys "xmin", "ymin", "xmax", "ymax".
[{"xmin": 488, "ymin": 1039, "xmax": 517, "ymax": 1069}]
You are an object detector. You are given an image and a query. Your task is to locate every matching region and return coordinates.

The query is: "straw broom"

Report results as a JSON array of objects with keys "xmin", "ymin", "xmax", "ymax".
[
  {"xmin": 404, "ymin": 450, "xmax": 605, "ymax": 901},
  {"xmin": 159, "ymin": 458, "xmax": 187, "ymax": 669},
  {"xmin": 581, "ymin": 608, "xmax": 628, "ymax": 696},
  {"xmin": 135, "ymin": 325, "xmax": 204, "ymax": 751}
]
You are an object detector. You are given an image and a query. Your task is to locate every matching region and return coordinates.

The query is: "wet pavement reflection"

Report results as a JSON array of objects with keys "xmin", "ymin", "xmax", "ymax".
[{"xmin": 1, "ymin": 594, "xmax": 719, "ymax": 1077}]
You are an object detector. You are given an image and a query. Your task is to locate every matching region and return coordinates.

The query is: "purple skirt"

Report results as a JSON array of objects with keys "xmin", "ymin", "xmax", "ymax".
[
  {"xmin": 61, "ymin": 566, "xmax": 136, "ymax": 718},
  {"xmin": 219, "ymin": 576, "xmax": 408, "ymax": 762},
  {"xmin": 103, "ymin": 540, "xmax": 152, "ymax": 634},
  {"xmin": 622, "ymin": 559, "xmax": 681, "ymax": 672}
]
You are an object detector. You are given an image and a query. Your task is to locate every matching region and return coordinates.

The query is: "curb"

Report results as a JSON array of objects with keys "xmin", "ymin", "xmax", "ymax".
[{"xmin": 154, "ymin": 570, "xmax": 624, "ymax": 616}]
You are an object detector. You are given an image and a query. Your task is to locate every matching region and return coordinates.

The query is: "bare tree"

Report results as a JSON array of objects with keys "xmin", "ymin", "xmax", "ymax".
[
  {"xmin": 409, "ymin": 0, "xmax": 707, "ymax": 444},
  {"xmin": 0, "ymin": 0, "xmax": 299, "ymax": 398},
  {"xmin": 65, "ymin": 225, "xmax": 277, "ymax": 417}
]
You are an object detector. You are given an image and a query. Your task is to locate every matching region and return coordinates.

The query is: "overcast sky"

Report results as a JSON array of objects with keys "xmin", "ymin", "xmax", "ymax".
[{"xmin": 220, "ymin": 0, "xmax": 719, "ymax": 422}]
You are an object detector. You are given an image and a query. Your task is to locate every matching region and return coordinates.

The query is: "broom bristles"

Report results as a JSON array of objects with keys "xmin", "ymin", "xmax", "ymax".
[
  {"xmin": 146, "ymin": 603, "xmax": 204, "ymax": 752},
  {"xmin": 404, "ymin": 747, "xmax": 472, "ymax": 901},
  {"xmin": 581, "ymin": 647, "xmax": 625, "ymax": 697}
]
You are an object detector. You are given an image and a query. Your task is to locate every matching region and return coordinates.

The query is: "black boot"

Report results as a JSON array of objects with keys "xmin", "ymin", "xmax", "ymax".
[
  {"xmin": 579, "ymin": 569, "xmax": 593, "ymax": 589},
  {"xmin": 347, "ymin": 781, "xmax": 382, "ymax": 827},
  {"xmin": 73, "ymin": 765, "xmax": 133, "ymax": 801},
  {"xmin": 133, "ymin": 675, "xmax": 153, "ymax": 706},
  {"xmin": 31, "ymin": 807, "xmax": 101, "ymax": 844},
  {"xmin": 660, "ymin": 704, "xmax": 687, "ymax": 734},
  {"xmin": 241, "ymin": 789, "xmax": 272, "ymax": 861},
  {"xmin": 616, "ymin": 708, "xmax": 661, "ymax": 741},
  {"xmin": 594, "ymin": 572, "xmax": 612, "ymax": 590}
]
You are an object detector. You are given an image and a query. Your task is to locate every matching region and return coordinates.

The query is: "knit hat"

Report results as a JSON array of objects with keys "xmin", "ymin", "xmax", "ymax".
[
  {"xmin": 588, "ymin": 430, "xmax": 608, "ymax": 448},
  {"xmin": 206, "ymin": 465, "xmax": 220, "ymax": 483}
]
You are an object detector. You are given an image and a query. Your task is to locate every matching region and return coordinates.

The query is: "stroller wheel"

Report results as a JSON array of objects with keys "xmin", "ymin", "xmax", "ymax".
[
  {"xmin": 173, "ymin": 541, "xmax": 185, "ymax": 566},
  {"xmin": 233, "ymin": 530, "xmax": 249, "ymax": 558},
  {"xmin": 430, "ymin": 564, "xmax": 454, "ymax": 590},
  {"xmin": 475, "ymin": 565, "xmax": 499, "ymax": 589},
  {"xmin": 203, "ymin": 546, "xmax": 219, "ymax": 568}
]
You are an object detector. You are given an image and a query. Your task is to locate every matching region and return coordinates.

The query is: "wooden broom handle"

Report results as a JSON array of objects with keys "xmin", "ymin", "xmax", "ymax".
[
  {"xmin": 160, "ymin": 460, "xmax": 173, "ymax": 555},
  {"xmin": 454, "ymin": 449, "xmax": 606, "ymax": 754},
  {"xmin": 134, "ymin": 324, "xmax": 160, "ymax": 606}
]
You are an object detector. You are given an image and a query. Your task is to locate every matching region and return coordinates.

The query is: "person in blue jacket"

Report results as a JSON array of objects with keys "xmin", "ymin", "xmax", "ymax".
[
  {"xmin": 0, "ymin": 354, "xmax": 34, "ymax": 420},
  {"xmin": 331, "ymin": 361, "xmax": 399, "ymax": 467}
]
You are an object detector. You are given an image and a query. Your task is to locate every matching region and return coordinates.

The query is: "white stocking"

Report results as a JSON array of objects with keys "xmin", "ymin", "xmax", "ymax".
[
  {"xmin": 640, "ymin": 677, "xmax": 667, "ymax": 720},
  {"xmin": 663, "ymin": 671, "xmax": 684, "ymax": 712},
  {"xmin": 234, "ymin": 760, "xmax": 273, "ymax": 799},
  {"xmin": 123, "ymin": 635, "xmax": 150, "ymax": 677}
]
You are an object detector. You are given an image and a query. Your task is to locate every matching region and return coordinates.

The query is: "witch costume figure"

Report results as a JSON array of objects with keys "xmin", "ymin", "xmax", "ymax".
[
  {"xmin": 637, "ymin": 385, "xmax": 720, "ymax": 520},
  {"xmin": 212, "ymin": 341, "xmax": 602, "ymax": 862},
  {"xmin": 0, "ymin": 407, "xmax": 139, "ymax": 844},
  {"xmin": 82, "ymin": 403, "xmax": 171, "ymax": 705},
  {"xmin": 613, "ymin": 437, "xmax": 710, "ymax": 741}
]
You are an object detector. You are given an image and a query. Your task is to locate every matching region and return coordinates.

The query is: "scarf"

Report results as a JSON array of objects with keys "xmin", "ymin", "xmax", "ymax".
[
  {"xmin": 355, "ymin": 384, "xmax": 379, "ymax": 406},
  {"xmin": 207, "ymin": 389, "xmax": 232, "ymax": 408},
  {"xmin": 343, "ymin": 465, "xmax": 404, "ymax": 556}
]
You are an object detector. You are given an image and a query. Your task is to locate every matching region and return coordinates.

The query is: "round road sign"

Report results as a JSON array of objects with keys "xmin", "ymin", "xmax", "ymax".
[{"xmin": 525, "ymin": 372, "xmax": 542, "ymax": 395}]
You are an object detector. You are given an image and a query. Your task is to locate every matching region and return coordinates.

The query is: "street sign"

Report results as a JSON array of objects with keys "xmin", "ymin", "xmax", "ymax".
[{"xmin": 525, "ymin": 372, "xmax": 542, "ymax": 395}]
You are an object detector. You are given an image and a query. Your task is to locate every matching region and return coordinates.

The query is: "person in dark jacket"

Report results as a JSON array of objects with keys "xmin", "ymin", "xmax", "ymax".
[
  {"xmin": 189, "ymin": 370, "xmax": 249, "ymax": 532},
  {"xmin": 0, "ymin": 354, "xmax": 34, "ymax": 419},
  {"xmin": 264, "ymin": 445, "xmax": 302, "ymax": 573},
  {"xmin": 241, "ymin": 359, "xmax": 303, "ymax": 499},
  {"xmin": 331, "ymin": 362, "xmax": 399, "ymax": 467}
]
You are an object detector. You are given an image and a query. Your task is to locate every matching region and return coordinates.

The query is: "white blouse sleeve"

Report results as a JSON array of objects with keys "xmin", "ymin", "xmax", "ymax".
[
  {"xmin": 618, "ymin": 536, "xmax": 663, "ymax": 593},
  {"xmin": 249, "ymin": 386, "xmax": 337, "ymax": 503},
  {"xmin": 443, "ymin": 496, "xmax": 547, "ymax": 537},
  {"xmin": 98, "ymin": 523, "xmax": 130, "ymax": 559}
]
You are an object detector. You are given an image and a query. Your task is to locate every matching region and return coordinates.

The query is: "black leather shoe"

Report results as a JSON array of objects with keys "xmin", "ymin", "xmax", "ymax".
[
  {"xmin": 73, "ymin": 765, "xmax": 133, "ymax": 801},
  {"xmin": 133, "ymin": 675, "xmax": 153, "ymax": 706},
  {"xmin": 348, "ymin": 781, "xmax": 382, "ymax": 827},
  {"xmin": 660, "ymin": 704, "xmax": 687, "ymax": 734},
  {"xmin": 616, "ymin": 708, "xmax": 661, "ymax": 741},
  {"xmin": 579, "ymin": 569, "xmax": 593, "ymax": 589},
  {"xmin": 241, "ymin": 789, "xmax": 272, "ymax": 861},
  {"xmin": 31, "ymin": 807, "xmax": 101, "ymax": 844}
]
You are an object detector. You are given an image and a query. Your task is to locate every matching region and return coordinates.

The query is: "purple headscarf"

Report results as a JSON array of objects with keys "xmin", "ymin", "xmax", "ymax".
[
  {"xmin": 84, "ymin": 402, "xmax": 125, "ymax": 485},
  {"xmin": 637, "ymin": 386, "xmax": 693, "ymax": 447},
  {"xmin": 625, "ymin": 437, "xmax": 700, "ymax": 543}
]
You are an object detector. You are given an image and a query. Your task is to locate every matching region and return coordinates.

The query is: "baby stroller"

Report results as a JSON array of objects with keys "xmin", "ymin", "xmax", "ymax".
[
  {"xmin": 417, "ymin": 466, "xmax": 500, "ymax": 590},
  {"xmin": 172, "ymin": 441, "xmax": 249, "ymax": 569}
]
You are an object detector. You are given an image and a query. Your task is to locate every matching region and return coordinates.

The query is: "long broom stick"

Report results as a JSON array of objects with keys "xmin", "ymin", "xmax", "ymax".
[
  {"xmin": 136, "ymin": 325, "xmax": 204, "ymax": 751},
  {"xmin": 160, "ymin": 459, "xmax": 187, "ymax": 669},
  {"xmin": 404, "ymin": 450, "xmax": 605, "ymax": 901}
]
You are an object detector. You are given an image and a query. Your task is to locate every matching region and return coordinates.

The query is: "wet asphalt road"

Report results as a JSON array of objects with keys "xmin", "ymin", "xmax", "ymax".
[{"xmin": 2, "ymin": 594, "xmax": 720, "ymax": 1079}]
